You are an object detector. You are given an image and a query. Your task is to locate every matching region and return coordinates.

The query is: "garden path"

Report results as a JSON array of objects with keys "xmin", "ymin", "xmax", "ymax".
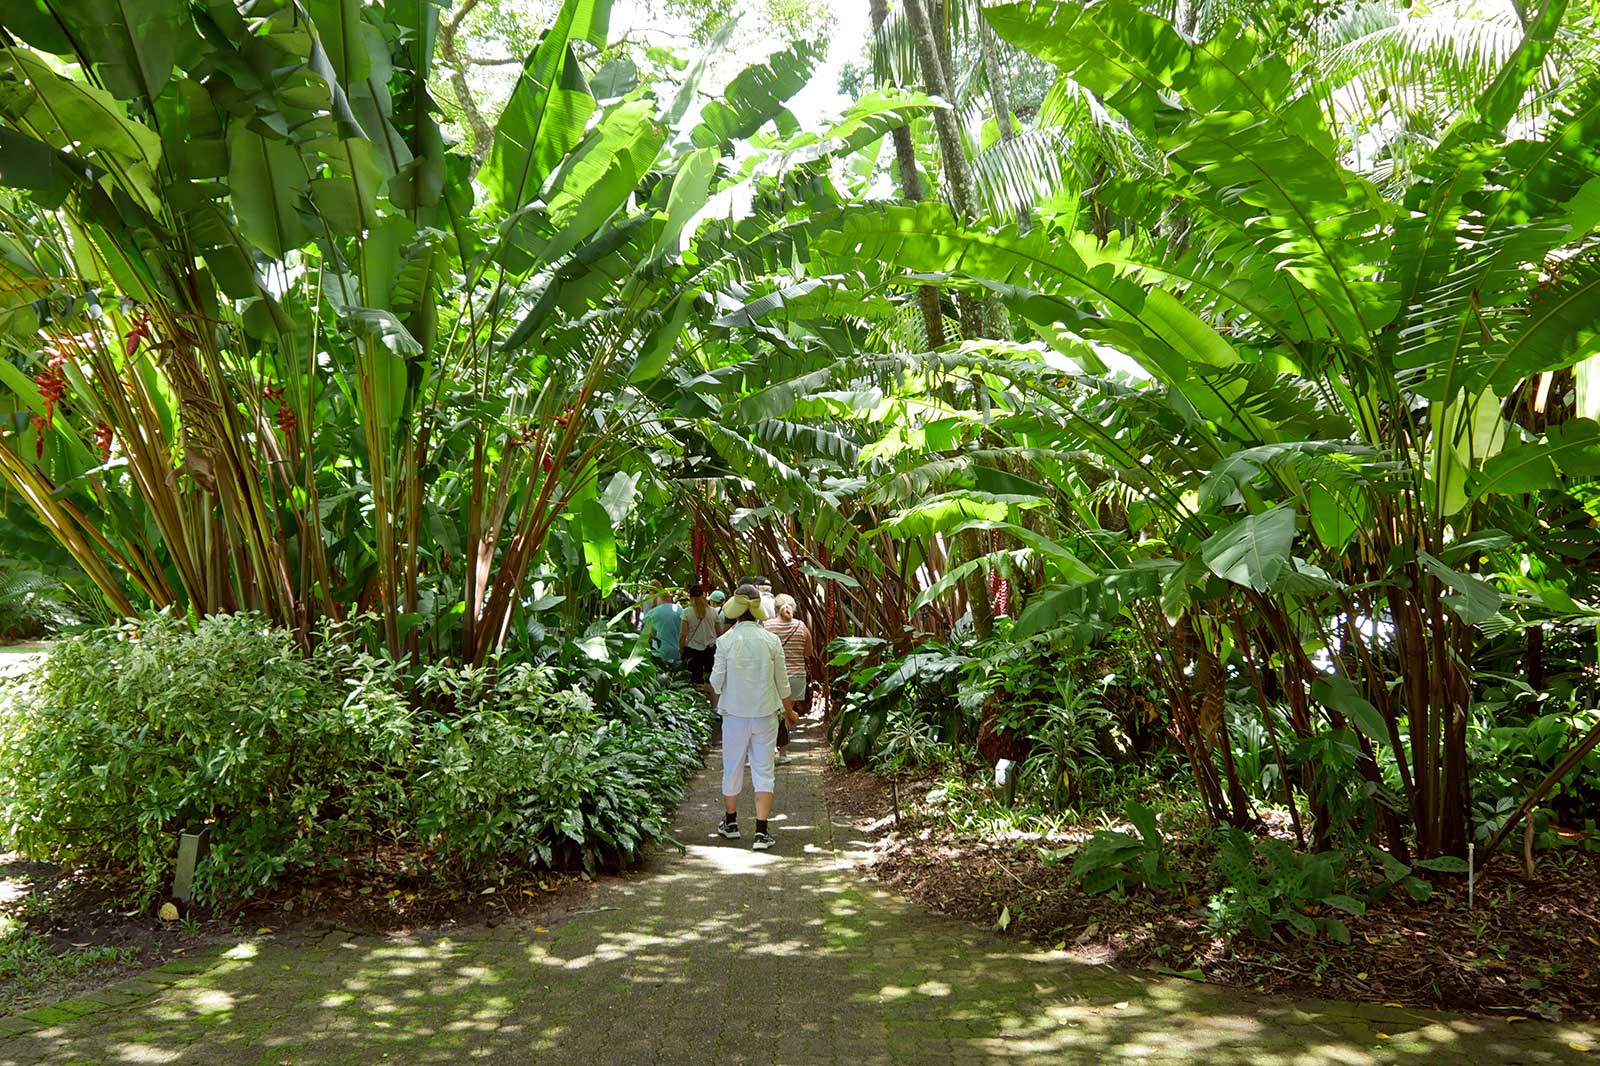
[
  {"xmin": 1, "ymin": 720, "xmax": 1596, "ymax": 1065},
  {"xmin": 0, "ymin": 645, "xmax": 46, "ymax": 679}
]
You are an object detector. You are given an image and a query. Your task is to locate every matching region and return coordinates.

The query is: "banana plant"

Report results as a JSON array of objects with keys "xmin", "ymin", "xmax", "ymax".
[
  {"xmin": 0, "ymin": 0, "xmax": 945, "ymax": 667},
  {"xmin": 809, "ymin": 0, "xmax": 1600, "ymax": 857}
]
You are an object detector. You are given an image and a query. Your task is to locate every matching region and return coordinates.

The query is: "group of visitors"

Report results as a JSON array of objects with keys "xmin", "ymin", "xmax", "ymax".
[{"xmin": 638, "ymin": 574, "xmax": 815, "ymax": 852}]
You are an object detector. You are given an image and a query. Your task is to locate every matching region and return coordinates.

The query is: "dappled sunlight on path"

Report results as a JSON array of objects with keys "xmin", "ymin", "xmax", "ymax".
[{"xmin": 1, "ymin": 719, "xmax": 1595, "ymax": 1064}]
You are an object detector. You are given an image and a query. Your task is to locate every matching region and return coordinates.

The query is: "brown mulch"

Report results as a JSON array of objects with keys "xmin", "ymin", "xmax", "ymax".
[{"xmin": 825, "ymin": 766, "xmax": 1600, "ymax": 1023}]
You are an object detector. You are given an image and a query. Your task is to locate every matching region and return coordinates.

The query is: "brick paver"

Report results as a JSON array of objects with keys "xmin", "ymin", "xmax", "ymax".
[{"xmin": 1, "ymin": 719, "xmax": 1595, "ymax": 1064}]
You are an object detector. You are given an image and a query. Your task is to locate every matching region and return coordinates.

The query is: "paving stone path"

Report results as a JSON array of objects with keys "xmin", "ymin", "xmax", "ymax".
[{"xmin": 2, "ymin": 719, "xmax": 1597, "ymax": 1064}]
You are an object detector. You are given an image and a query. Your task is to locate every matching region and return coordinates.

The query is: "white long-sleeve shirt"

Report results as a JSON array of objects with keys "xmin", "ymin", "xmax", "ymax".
[{"xmin": 710, "ymin": 621, "xmax": 789, "ymax": 718}]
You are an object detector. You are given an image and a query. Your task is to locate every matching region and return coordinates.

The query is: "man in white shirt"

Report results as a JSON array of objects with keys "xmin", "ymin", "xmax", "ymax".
[{"xmin": 711, "ymin": 584, "xmax": 797, "ymax": 850}]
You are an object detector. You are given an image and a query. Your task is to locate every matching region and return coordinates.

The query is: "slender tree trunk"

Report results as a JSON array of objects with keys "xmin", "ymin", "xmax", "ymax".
[
  {"xmin": 439, "ymin": 0, "xmax": 494, "ymax": 171},
  {"xmin": 901, "ymin": 0, "xmax": 1008, "ymax": 340},
  {"xmin": 870, "ymin": 0, "xmax": 948, "ymax": 350},
  {"xmin": 977, "ymin": 19, "xmax": 1032, "ymax": 231}
]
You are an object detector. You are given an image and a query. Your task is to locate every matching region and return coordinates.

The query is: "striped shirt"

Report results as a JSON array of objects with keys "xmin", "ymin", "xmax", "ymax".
[{"xmin": 763, "ymin": 618, "xmax": 811, "ymax": 676}]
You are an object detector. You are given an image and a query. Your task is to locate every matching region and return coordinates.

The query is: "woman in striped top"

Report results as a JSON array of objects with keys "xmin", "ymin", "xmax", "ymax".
[{"xmin": 764, "ymin": 594, "xmax": 812, "ymax": 763}]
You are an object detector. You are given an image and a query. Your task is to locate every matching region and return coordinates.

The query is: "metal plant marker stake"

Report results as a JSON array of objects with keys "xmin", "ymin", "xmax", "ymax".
[{"xmin": 173, "ymin": 830, "xmax": 208, "ymax": 904}]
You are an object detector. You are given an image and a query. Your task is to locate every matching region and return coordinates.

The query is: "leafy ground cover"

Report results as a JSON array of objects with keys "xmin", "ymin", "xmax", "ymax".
[
  {"xmin": 828, "ymin": 765, "xmax": 1600, "ymax": 1023},
  {"xmin": 0, "ymin": 613, "xmax": 714, "ymax": 1012}
]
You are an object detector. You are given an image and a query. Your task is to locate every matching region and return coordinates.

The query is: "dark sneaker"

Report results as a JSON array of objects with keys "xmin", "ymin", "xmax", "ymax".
[
  {"xmin": 752, "ymin": 831, "xmax": 776, "ymax": 851},
  {"xmin": 718, "ymin": 820, "xmax": 741, "ymax": 840}
]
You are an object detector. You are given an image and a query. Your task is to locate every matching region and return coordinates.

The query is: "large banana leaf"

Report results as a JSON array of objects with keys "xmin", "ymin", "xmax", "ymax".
[{"xmin": 479, "ymin": 0, "xmax": 612, "ymax": 213}]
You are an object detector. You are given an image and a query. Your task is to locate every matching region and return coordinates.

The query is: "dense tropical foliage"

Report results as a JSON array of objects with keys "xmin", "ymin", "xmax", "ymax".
[{"xmin": 2, "ymin": 0, "xmax": 1599, "ymax": 951}]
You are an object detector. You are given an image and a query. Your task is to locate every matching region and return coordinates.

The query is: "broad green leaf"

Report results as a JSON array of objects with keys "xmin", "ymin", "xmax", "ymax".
[
  {"xmin": 650, "ymin": 146, "xmax": 718, "ymax": 261},
  {"xmin": 0, "ymin": 129, "xmax": 87, "ymax": 207},
  {"xmin": 798, "ymin": 564, "xmax": 860, "ymax": 589},
  {"xmin": 629, "ymin": 289, "xmax": 699, "ymax": 382},
  {"xmin": 480, "ymin": 0, "xmax": 612, "ymax": 212},
  {"xmin": 530, "ymin": 99, "xmax": 665, "ymax": 265},
  {"xmin": 1413, "ymin": 856, "xmax": 1470, "ymax": 874},
  {"xmin": 579, "ymin": 497, "xmax": 618, "ymax": 596},
  {"xmin": 1417, "ymin": 551, "xmax": 1501, "ymax": 625},
  {"xmin": 2, "ymin": 0, "xmax": 73, "ymax": 53},
  {"xmin": 308, "ymin": 136, "xmax": 387, "ymax": 235},
  {"xmin": 1470, "ymin": 0, "xmax": 1570, "ymax": 136},
  {"xmin": 4, "ymin": 51, "xmax": 162, "ymax": 166},
  {"xmin": 47, "ymin": 0, "xmax": 200, "ymax": 103},
  {"xmin": 599, "ymin": 471, "xmax": 640, "ymax": 526},
  {"xmin": 1199, "ymin": 506, "xmax": 1297, "ymax": 592},
  {"xmin": 984, "ymin": 0, "xmax": 1191, "ymax": 130},
  {"xmin": 877, "ymin": 493, "xmax": 1047, "ymax": 538},
  {"xmin": 1307, "ymin": 484, "xmax": 1363, "ymax": 552},
  {"xmin": 691, "ymin": 43, "xmax": 817, "ymax": 149},
  {"xmin": 227, "ymin": 123, "xmax": 311, "ymax": 257},
  {"xmin": 1322, "ymin": 894, "xmax": 1366, "ymax": 916},
  {"xmin": 1470, "ymin": 419, "xmax": 1600, "ymax": 499},
  {"xmin": 1012, "ymin": 561, "xmax": 1175, "ymax": 640},
  {"xmin": 1311, "ymin": 675, "xmax": 1390, "ymax": 748}
]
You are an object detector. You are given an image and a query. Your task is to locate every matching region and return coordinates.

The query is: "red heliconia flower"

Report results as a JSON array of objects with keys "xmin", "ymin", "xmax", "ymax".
[
  {"xmin": 508, "ymin": 420, "xmax": 540, "ymax": 449},
  {"xmin": 93, "ymin": 421, "xmax": 114, "ymax": 462},
  {"xmin": 33, "ymin": 362, "xmax": 68, "ymax": 438},
  {"xmin": 275, "ymin": 403, "xmax": 297, "ymax": 438},
  {"xmin": 34, "ymin": 365, "xmax": 66, "ymax": 406},
  {"xmin": 30, "ymin": 414, "xmax": 46, "ymax": 459},
  {"xmin": 992, "ymin": 577, "xmax": 1011, "ymax": 618},
  {"xmin": 124, "ymin": 314, "xmax": 153, "ymax": 358},
  {"xmin": 263, "ymin": 381, "xmax": 285, "ymax": 403}
]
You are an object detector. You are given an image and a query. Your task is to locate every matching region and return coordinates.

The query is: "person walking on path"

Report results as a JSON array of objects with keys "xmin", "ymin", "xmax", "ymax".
[
  {"xmin": 639, "ymin": 589, "xmax": 682, "ymax": 670},
  {"xmin": 754, "ymin": 575, "xmax": 777, "ymax": 620},
  {"xmin": 763, "ymin": 594, "xmax": 813, "ymax": 765},
  {"xmin": 679, "ymin": 583, "xmax": 721, "ymax": 697},
  {"xmin": 711, "ymin": 585, "xmax": 796, "ymax": 851}
]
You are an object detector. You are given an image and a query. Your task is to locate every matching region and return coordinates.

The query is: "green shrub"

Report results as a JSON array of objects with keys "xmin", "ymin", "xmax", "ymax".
[
  {"xmin": 1205, "ymin": 829, "xmax": 1367, "ymax": 943},
  {"xmin": 0, "ymin": 614, "xmax": 710, "ymax": 903},
  {"xmin": 410, "ymin": 670, "xmax": 709, "ymax": 874},
  {"xmin": 0, "ymin": 615, "xmax": 408, "ymax": 901},
  {"xmin": 1071, "ymin": 800, "xmax": 1174, "ymax": 895},
  {"xmin": 0, "ymin": 560, "xmax": 82, "ymax": 640}
]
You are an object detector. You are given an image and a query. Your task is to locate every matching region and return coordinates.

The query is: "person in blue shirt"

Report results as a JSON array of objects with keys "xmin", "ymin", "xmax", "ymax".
[{"xmin": 639, "ymin": 588, "xmax": 683, "ymax": 669}]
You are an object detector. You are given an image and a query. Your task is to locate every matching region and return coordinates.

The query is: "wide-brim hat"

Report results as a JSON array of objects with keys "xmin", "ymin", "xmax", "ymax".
[{"xmin": 722, "ymin": 584, "xmax": 769, "ymax": 621}]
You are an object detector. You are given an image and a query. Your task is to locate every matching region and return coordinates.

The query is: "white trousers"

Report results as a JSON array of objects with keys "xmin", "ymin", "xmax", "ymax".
[{"xmin": 722, "ymin": 714, "xmax": 779, "ymax": 796}]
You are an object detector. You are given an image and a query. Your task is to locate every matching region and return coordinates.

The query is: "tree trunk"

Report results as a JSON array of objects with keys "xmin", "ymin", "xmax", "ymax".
[
  {"xmin": 870, "ymin": 0, "xmax": 947, "ymax": 350},
  {"xmin": 439, "ymin": 0, "xmax": 495, "ymax": 171},
  {"xmin": 901, "ymin": 0, "xmax": 1008, "ymax": 340},
  {"xmin": 976, "ymin": 18, "xmax": 1032, "ymax": 231}
]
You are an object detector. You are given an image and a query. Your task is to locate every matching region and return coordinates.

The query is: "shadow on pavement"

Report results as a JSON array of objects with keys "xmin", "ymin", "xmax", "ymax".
[{"xmin": 1, "ymin": 723, "xmax": 1594, "ymax": 1065}]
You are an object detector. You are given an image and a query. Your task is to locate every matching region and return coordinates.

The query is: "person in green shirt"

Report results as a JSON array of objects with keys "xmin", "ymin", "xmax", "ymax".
[{"xmin": 639, "ymin": 589, "xmax": 683, "ymax": 669}]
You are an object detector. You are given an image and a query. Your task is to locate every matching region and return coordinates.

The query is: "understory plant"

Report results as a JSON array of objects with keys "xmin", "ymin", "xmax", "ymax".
[
  {"xmin": 1071, "ymin": 800, "xmax": 1174, "ymax": 896},
  {"xmin": 1205, "ymin": 829, "xmax": 1368, "ymax": 944},
  {"xmin": 0, "ymin": 614, "xmax": 709, "ymax": 903}
]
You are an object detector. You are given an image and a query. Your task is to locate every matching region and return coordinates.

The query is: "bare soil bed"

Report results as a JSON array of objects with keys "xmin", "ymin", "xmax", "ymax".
[{"xmin": 826, "ymin": 766, "xmax": 1600, "ymax": 1023}]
